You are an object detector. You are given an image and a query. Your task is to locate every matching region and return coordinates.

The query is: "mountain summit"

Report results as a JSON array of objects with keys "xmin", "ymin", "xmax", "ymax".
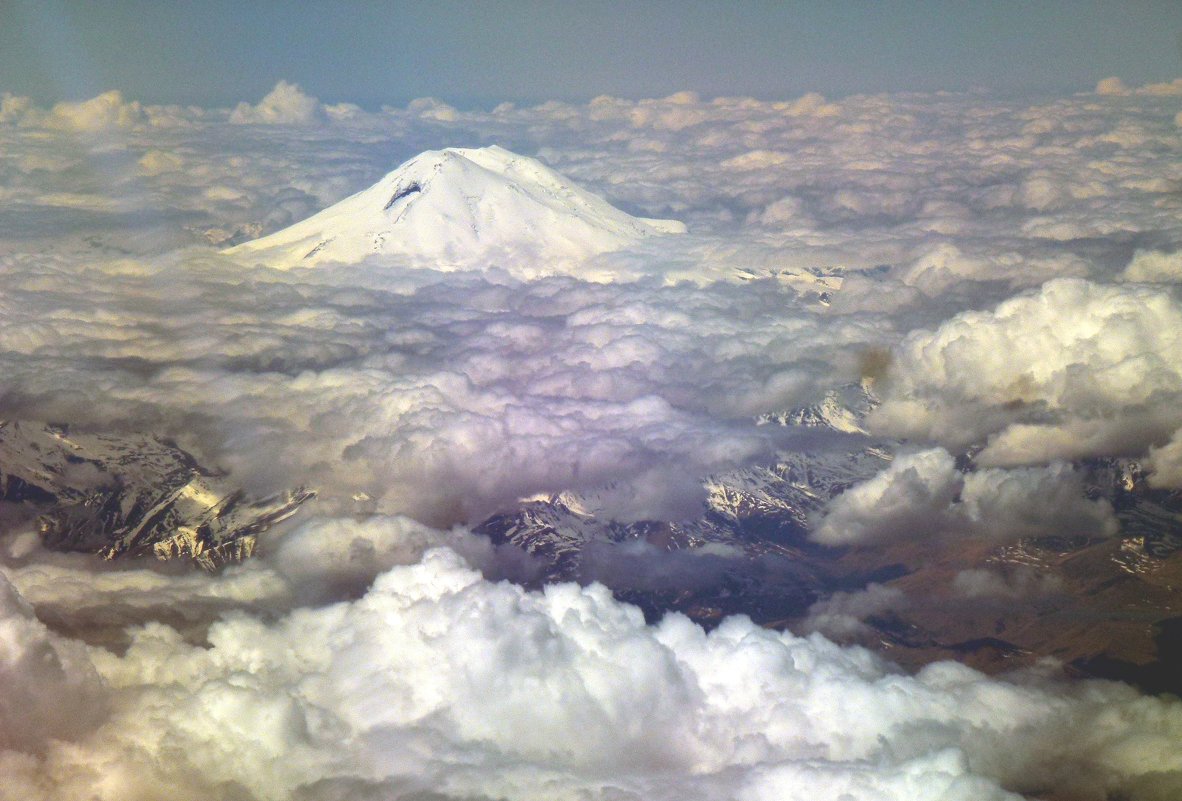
[{"xmin": 225, "ymin": 146, "xmax": 685, "ymax": 273}]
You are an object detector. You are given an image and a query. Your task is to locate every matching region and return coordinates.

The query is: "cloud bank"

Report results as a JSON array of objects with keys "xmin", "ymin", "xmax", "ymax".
[
  {"xmin": 5, "ymin": 537, "xmax": 1182, "ymax": 801},
  {"xmin": 871, "ymin": 279, "xmax": 1182, "ymax": 475},
  {"xmin": 1, "ymin": 78, "xmax": 1181, "ymax": 799},
  {"xmin": 812, "ymin": 449, "xmax": 1117, "ymax": 546},
  {"xmin": 229, "ymin": 81, "xmax": 327, "ymax": 126}
]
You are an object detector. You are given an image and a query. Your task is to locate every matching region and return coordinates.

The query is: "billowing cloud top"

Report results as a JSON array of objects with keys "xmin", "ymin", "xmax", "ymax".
[
  {"xmin": 228, "ymin": 80, "xmax": 327, "ymax": 125},
  {"xmin": 871, "ymin": 278, "xmax": 1182, "ymax": 470}
]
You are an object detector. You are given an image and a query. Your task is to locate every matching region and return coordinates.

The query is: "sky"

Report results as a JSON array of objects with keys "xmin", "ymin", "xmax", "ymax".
[{"xmin": 2, "ymin": 0, "xmax": 1182, "ymax": 106}]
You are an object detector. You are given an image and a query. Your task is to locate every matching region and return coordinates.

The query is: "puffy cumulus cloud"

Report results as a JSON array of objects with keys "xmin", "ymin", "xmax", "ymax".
[
  {"xmin": 721, "ymin": 149, "xmax": 793, "ymax": 170},
  {"xmin": 1146, "ymin": 428, "xmax": 1182, "ymax": 489},
  {"xmin": 0, "ymin": 572, "xmax": 107, "ymax": 753},
  {"xmin": 3, "ymin": 82, "xmax": 1182, "ymax": 801},
  {"xmin": 898, "ymin": 242, "xmax": 1089, "ymax": 296},
  {"xmin": 0, "ymin": 513, "xmax": 547, "ymax": 677},
  {"xmin": 0, "ymin": 93, "xmax": 34, "ymax": 124},
  {"xmin": 135, "ymin": 148, "xmax": 184, "ymax": 176},
  {"xmin": 872, "ymin": 279, "xmax": 1182, "ymax": 461},
  {"xmin": 639, "ymin": 95, "xmax": 711, "ymax": 131},
  {"xmin": 1096, "ymin": 76, "xmax": 1131, "ymax": 95},
  {"xmin": 778, "ymin": 91, "xmax": 841, "ymax": 117},
  {"xmin": 813, "ymin": 449, "xmax": 1116, "ymax": 546},
  {"xmin": 812, "ymin": 449, "xmax": 962, "ymax": 546},
  {"xmin": 1096, "ymin": 76, "xmax": 1182, "ymax": 96},
  {"xmin": 0, "ymin": 87, "xmax": 1174, "ymax": 516},
  {"xmin": 958, "ymin": 462, "xmax": 1118, "ymax": 539},
  {"xmin": 555, "ymin": 90, "xmax": 839, "ymax": 140},
  {"xmin": 610, "ymin": 92, "xmax": 709, "ymax": 131},
  {"xmin": 229, "ymin": 81, "xmax": 326, "ymax": 125},
  {"xmin": 3, "ymin": 81, "xmax": 1181, "ymax": 281},
  {"xmin": 799, "ymin": 583, "xmax": 906, "ymax": 638},
  {"xmin": 2, "ymin": 537, "xmax": 286, "ymax": 613},
  {"xmin": 2, "ymin": 542, "xmax": 1182, "ymax": 801},
  {"xmin": 269, "ymin": 514, "xmax": 543, "ymax": 602},
  {"xmin": 0, "ymin": 508, "xmax": 538, "ymax": 648},
  {"xmin": 45, "ymin": 91, "xmax": 147, "ymax": 131},
  {"xmin": 403, "ymin": 96, "xmax": 462, "ymax": 122},
  {"xmin": 2, "ymin": 91, "xmax": 151, "ymax": 131},
  {"xmin": 1121, "ymin": 249, "xmax": 1182, "ymax": 283},
  {"xmin": 978, "ymin": 415, "xmax": 1182, "ymax": 467}
]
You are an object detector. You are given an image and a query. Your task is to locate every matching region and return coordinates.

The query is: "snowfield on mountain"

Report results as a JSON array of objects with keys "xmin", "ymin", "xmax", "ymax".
[{"xmin": 225, "ymin": 145, "xmax": 686, "ymax": 277}]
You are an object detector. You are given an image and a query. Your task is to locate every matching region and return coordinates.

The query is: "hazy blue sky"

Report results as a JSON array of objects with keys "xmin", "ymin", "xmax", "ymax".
[{"xmin": 2, "ymin": 0, "xmax": 1181, "ymax": 106}]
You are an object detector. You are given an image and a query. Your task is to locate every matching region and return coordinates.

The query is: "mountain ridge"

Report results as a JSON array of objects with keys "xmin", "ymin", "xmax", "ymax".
[{"xmin": 0, "ymin": 421, "xmax": 312, "ymax": 569}]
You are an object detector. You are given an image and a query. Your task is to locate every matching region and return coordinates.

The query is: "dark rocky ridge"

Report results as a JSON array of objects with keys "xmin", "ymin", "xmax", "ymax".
[
  {"xmin": 474, "ymin": 388, "xmax": 1182, "ymax": 696},
  {"xmin": 0, "ymin": 420, "xmax": 313, "ymax": 569}
]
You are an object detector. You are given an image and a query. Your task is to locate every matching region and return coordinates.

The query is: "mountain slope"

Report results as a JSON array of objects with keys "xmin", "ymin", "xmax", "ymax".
[
  {"xmin": 0, "ymin": 421, "xmax": 313, "ymax": 569},
  {"xmin": 225, "ymin": 145, "xmax": 685, "ymax": 274}
]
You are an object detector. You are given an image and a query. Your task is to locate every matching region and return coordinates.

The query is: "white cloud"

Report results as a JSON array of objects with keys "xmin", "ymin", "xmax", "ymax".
[
  {"xmin": 3, "ymin": 542, "xmax": 1182, "ymax": 800},
  {"xmin": 0, "ymin": 251, "xmax": 861, "ymax": 525},
  {"xmin": 136, "ymin": 149, "xmax": 184, "ymax": 176},
  {"xmin": 229, "ymin": 81, "xmax": 326, "ymax": 125},
  {"xmin": 899, "ymin": 243, "xmax": 1089, "ymax": 296},
  {"xmin": 813, "ymin": 449, "xmax": 1116, "ymax": 546},
  {"xmin": 1, "ymin": 81, "xmax": 1182, "ymax": 801},
  {"xmin": 1121, "ymin": 249, "xmax": 1182, "ymax": 283},
  {"xmin": 0, "ymin": 572, "xmax": 108, "ymax": 753},
  {"xmin": 0, "ymin": 90, "xmax": 199, "ymax": 131},
  {"xmin": 0, "ymin": 93, "xmax": 34, "ymax": 124},
  {"xmin": 50, "ymin": 91, "xmax": 147, "ymax": 131},
  {"xmin": 799, "ymin": 583, "xmax": 906, "ymax": 638},
  {"xmin": 960, "ymin": 462, "xmax": 1118, "ymax": 540},
  {"xmin": 1146, "ymin": 428, "xmax": 1182, "ymax": 489},
  {"xmin": 872, "ymin": 279, "xmax": 1182, "ymax": 461},
  {"xmin": 1095, "ymin": 76, "xmax": 1130, "ymax": 95},
  {"xmin": 1096, "ymin": 76, "xmax": 1182, "ymax": 96},
  {"xmin": 812, "ymin": 449, "xmax": 962, "ymax": 546}
]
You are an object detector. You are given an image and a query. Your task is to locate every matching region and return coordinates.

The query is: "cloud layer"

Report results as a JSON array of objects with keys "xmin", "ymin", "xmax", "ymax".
[
  {"xmin": 5, "ymin": 536, "xmax": 1182, "ymax": 801},
  {"xmin": 1, "ymin": 78, "xmax": 1181, "ymax": 799},
  {"xmin": 812, "ymin": 448, "xmax": 1118, "ymax": 546},
  {"xmin": 870, "ymin": 279, "xmax": 1182, "ymax": 475}
]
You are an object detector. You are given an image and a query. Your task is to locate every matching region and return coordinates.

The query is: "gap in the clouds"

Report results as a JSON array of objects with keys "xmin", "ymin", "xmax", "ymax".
[{"xmin": 1075, "ymin": 616, "xmax": 1182, "ymax": 695}]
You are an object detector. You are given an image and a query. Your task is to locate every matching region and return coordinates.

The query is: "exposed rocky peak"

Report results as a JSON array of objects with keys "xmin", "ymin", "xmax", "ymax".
[
  {"xmin": 475, "ymin": 384, "xmax": 892, "ymax": 603},
  {"xmin": 758, "ymin": 381, "xmax": 879, "ymax": 434},
  {"xmin": 0, "ymin": 421, "xmax": 313, "ymax": 569}
]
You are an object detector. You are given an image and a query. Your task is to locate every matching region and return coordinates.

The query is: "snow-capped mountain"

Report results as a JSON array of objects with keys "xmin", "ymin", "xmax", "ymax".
[
  {"xmin": 758, "ymin": 382, "xmax": 878, "ymax": 434},
  {"xmin": 0, "ymin": 421, "xmax": 313, "ymax": 569},
  {"xmin": 225, "ymin": 146, "xmax": 685, "ymax": 274}
]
